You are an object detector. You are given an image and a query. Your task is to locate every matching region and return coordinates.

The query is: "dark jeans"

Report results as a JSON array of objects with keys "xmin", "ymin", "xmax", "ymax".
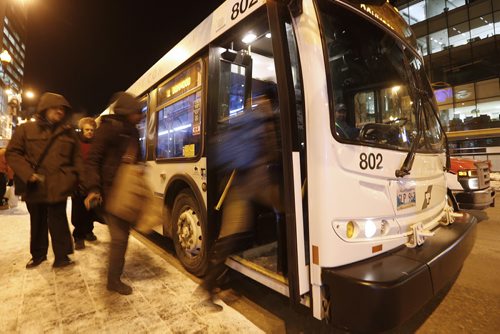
[
  {"xmin": 105, "ymin": 213, "xmax": 131, "ymax": 282},
  {"xmin": 26, "ymin": 201, "xmax": 74, "ymax": 260},
  {"xmin": 71, "ymin": 193, "xmax": 95, "ymax": 239},
  {"xmin": 0, "ymin": 172, "xmax": 6, "ymax": 198}
]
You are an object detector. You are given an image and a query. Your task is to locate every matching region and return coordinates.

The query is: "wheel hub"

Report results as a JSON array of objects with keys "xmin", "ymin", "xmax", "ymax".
[{"xmin": 177, "ymin": 209, "xmax": 202, "ymax": 257}]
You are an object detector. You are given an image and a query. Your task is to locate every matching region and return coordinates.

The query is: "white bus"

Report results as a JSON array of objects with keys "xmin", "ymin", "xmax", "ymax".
[{"xmin": 109, "ymin": 0, "xmax": 477, "ymax": 331}]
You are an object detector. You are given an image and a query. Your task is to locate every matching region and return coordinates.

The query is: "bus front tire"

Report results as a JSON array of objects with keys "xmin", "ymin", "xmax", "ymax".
[{"xmin": 172, "ymin": 189, "xmax": 208, "ymax": 277}]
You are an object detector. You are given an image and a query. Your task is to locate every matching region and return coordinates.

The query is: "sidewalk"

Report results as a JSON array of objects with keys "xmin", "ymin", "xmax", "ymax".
[{"xmin": 0, "ymin": 201, "xmax": 263, "ymax": 333}]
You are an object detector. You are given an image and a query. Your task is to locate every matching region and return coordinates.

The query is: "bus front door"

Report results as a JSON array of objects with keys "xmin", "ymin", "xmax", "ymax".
[{"xmin": 206, "ymin": 2, "xmax": 310, "ymax": 310}]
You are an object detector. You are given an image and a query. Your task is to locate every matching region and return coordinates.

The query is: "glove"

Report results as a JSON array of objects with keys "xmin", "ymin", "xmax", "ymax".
[{"xmin": 84, "ymin": 192, "xmax": 102, "ymax": 210}]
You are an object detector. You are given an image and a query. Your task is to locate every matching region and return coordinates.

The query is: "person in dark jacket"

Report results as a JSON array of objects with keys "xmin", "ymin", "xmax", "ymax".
[
  {"xmin": 84, "ymin": 92, "xmax": 143, "ymax": 295},
  {"xmin": 197, "ymin": 89, "xmax": 284, "ymax": 311},
  {"xmin": 0, "ymin": 147, "xmax": 14, "ymax": 208},
  {"xmin": 6, "ymin": 92, "xmax": 82, "ymax": 268},
  {"xmin": 71, "ymin": 117, "xmax": 98, "ymax": 249}
]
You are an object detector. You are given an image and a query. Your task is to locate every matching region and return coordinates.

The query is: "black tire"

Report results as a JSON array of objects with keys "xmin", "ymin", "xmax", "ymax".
[
  {"xmin": 447, "ymin": 188, "xmax": 459, "ymax": 211},
  {"xmin": 171, "ymin": 189, "xmax": 208, "ymax": 276}
]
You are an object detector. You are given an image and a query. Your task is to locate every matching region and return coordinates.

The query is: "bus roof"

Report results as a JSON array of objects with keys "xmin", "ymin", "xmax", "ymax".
[{"xmin": 127, "ymin": 0, "xmax": 266, "ymax": 97}]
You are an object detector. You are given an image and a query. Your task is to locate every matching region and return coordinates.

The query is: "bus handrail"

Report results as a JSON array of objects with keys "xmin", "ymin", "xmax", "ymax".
[{"xmin": 215, "ymin": 169, "xmax": 237, "ymax": 211}]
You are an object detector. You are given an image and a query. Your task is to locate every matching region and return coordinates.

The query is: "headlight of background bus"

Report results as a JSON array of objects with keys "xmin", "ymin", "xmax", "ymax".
[
  {"xmin": 457, "ymin": 169, "xmax": 479, "ymax": 190},
  {"xmin": 333, "ymin": 219, "xmax": 396, "ymax": 241}
]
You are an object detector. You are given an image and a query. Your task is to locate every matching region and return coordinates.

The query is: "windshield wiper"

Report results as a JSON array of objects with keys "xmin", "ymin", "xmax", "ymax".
[
  {"xmin": 395, "ymin": 95, "xmax": 423, "ymax": 177},
  {"xmin": 395, "ymin": 51, "xmax": 424, "ymax": 178}
]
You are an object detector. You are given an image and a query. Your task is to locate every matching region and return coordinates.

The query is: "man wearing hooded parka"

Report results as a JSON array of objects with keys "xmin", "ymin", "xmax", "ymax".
[{"xmin": 6, "ymin": 92, "xmax": 82, "ymax": 268}]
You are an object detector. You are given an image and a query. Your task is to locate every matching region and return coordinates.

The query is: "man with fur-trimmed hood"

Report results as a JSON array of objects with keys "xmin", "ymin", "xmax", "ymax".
[{"xmin": 6, "ymin": 92, "xmax": 82, "ymax": 269}]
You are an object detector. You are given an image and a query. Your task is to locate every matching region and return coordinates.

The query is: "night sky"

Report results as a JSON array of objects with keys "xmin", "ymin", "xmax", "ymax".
[{"xmin": 23, "ymin": 0, "xmax": 224, "ymax": 116}]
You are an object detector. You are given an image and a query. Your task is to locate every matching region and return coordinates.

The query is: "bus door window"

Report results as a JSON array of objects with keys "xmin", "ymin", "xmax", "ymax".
[{"xmin": 137, "ymin": 97, "xmax": 148, "ymax": 161}]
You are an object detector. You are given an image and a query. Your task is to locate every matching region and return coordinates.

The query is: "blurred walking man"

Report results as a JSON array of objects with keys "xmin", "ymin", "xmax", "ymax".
[{"xmin": 84, "ymin": 92, "xmax": 144, "ymax": 295}]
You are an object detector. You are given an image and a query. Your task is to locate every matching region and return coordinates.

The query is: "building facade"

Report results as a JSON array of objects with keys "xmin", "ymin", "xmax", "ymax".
[
  {"xmin": 0, "ymin": 0, "xmax": 27, "ymax": 144},
  {"xmin": 396, "ymin": 0, "xmax": 500, "ymax": 169}
]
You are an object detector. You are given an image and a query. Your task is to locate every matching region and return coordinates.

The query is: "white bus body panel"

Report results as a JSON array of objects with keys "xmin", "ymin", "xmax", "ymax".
[
  {"xmin": 294, "ymin": 0, "xmax": 447, "ymax": 271},
  {"xmin": 145, "ymin": 158, "xmax": 207, "ymax": 210},
  {"xmin": 446, "ymin": 170, "xmax": 462, "ymax": 191},
  {"xmin": 127, "ymin": 0, "xmax": 266, "ymax": 97}
]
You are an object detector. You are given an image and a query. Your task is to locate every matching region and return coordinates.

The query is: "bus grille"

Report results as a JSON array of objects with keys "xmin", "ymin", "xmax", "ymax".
[{"xmin": 475, "ymin": 161, "xmax": 490, "ymax": 190}]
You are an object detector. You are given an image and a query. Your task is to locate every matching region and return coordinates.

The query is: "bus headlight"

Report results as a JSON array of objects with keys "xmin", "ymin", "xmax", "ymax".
[
  {"xmin": 457, "ymin": 169, "xmax": 479, "ymax": 190},
  {"xmin": 346, "ymin": 220, "xmax": 357, "ymax": 239},
  {"xmin": 467, "ymin": 178, "xmax": 479, "ymax": 190},
  {"xmin": 364, "ymin": 220, "xmax": 376, "ymax": 238},
  {"xmin": 380, "ymin": 219, "xmax": 389, "ymax": 235},
  {"xmin": 333, "ymin": 219, "xmax": 398, "ymax": 241}
]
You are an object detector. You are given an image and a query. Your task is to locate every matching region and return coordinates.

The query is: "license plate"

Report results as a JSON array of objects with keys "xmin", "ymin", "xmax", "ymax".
[{"xmin": 397, "ymin": 188, "xmax": 416, "ymax": 210}]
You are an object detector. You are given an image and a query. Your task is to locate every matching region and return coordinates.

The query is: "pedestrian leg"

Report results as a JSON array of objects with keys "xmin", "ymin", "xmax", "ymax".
[
  {"xmin": 106, "ymin": 214, "xmax": 132, "ymax": 295},
  {"xmin": 71, "ymin": 194, "xmax": 87, "ymax": 249},
  {"xmin": 26, "ymin": 202, "xmax": 49, "ymax": 260},
  {"xmin": 48, "ymin": 201, "xmax": 74, "ymax": 267}
]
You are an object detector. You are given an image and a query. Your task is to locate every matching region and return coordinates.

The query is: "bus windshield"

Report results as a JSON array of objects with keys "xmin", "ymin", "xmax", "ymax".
[{"xmin": 317, "ymin": 0, "xmax": 444, "ymax": 153}]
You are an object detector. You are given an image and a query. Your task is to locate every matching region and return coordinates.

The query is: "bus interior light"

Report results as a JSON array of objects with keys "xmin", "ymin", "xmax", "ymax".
[{"xmin": 242, "ymin": 33, "xmax": 257, "ymax": 44}]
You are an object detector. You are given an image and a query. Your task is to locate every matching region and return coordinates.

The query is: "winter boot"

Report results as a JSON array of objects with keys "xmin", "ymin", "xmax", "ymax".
[{"xmin": 107, "ymin": 279, "xmax": 133, "ymax": 295}]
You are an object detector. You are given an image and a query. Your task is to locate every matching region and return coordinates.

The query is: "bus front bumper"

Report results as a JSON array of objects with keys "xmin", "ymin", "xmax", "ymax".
[
  {"xmin": 454, "ymin": 188, "xmax": 495, "ymax": 210},
  {"xmin": 322, "ymin": 213, "xmax": 477, "ymax": 333}
]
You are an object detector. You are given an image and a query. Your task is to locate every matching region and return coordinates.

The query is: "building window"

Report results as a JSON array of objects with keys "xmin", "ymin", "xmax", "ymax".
[
  {"xmin": 426, "ymin": 0, "xmax": 447, "ymax": 19},
  {"xmin": 447, "ymin": 0, "xmax": 466, "ymax": 11},
  {"xmin": 469, "ymin": 14, "xmax": 495, "ymax": 41},
  {"xmin": 448, "ymin": 21, "xmax": 470, "ymax": 47},
  {"xmin": 495, "ymin": 11, "xmax": 500, "ymax": 35},
  {"xmin": 399, "ymin": 1, "xmax": 426, "ymax": 25},
  {"xmin": 417, "ymin": 36, "xmax": 428, "ymax": 55},
  {"xmin": 429, "ymin": 29, "xmax": 449, "ymax": 53},
  {"xmin": 436, "ymin": 78, "xmax": 500, "ymax": 132}
]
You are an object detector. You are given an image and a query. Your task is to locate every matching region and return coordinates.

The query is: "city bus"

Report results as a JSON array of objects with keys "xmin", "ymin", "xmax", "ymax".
[{"xmin": 106, "ymin": 0, "xmax": 477, "ymax": 331}]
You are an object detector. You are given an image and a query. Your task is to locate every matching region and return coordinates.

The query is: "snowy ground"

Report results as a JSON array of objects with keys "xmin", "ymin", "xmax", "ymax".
[{"xmin": 0, "ymin": 201, "xmax": 263, "ymax": 333}]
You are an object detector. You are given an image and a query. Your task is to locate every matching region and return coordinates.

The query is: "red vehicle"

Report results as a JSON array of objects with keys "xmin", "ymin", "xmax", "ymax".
[{"xmin": 447, "ymin": 157, "xmax": 496, "ymax": 210}]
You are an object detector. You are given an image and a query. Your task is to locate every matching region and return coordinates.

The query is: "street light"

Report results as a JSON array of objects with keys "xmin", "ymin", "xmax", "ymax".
[
  {"xmin": 0, "ymin": 50, "xmax": 13, "ymax": 85},
  {"xmin": 0, "ymin": 50, "xmax": 12, "ymax": 64},
  {"xmin": 25, "ymin": 90, "xmax": 35, "ymax": 99}
]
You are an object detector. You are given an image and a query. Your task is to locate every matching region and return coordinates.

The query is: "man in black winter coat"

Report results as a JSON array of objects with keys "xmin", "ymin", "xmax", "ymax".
[
  {"xmin": 84, "ymin": 92, "xmax": 144, "ymax": 295},
  {"xmin": 6, "ymin": 92, "xmax": 82, "ymax": 268}
]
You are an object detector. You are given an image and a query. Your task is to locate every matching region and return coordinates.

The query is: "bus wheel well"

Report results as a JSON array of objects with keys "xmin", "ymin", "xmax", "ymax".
[{"xmin": 165, "ymin": 180, "xmax": 191, "ymax": 213}]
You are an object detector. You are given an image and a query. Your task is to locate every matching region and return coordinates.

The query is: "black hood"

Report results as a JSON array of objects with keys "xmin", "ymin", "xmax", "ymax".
[{"xmin": 36, "ymin": 92, "xmax": 71, "ymax": 114}]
